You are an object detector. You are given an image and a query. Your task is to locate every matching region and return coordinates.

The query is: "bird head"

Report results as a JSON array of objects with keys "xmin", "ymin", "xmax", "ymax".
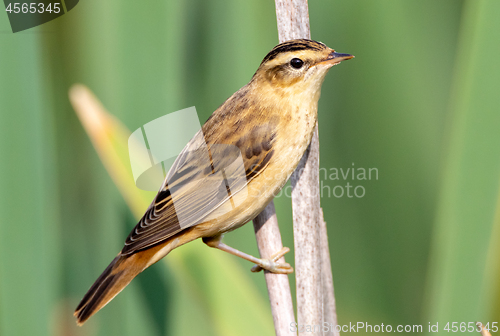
[{"xmin": 252, "ymin": 39, "xmax": 353, "ymax": 101}]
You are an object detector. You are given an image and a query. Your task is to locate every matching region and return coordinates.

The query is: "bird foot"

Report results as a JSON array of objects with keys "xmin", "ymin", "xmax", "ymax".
[{"xmin": 251, "ymin": 247, "xmax": 293, "ymax": 274}]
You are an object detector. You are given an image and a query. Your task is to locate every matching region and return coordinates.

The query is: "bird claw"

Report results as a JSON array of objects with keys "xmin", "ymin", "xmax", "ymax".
[{"xmin": 251, "ymin": 247, "xmax": 293, "ymax": 274}]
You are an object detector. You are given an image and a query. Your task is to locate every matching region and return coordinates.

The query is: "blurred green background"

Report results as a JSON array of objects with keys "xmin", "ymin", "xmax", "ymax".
[{"xmin": 1, "ymin": 0, "xmax": 500, "ymax": 335}]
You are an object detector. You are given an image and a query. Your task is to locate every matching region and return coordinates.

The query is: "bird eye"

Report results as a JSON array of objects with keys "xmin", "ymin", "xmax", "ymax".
[{"xmin": 290, "ymin": 58, "xmax": 304, "ymax": 69}]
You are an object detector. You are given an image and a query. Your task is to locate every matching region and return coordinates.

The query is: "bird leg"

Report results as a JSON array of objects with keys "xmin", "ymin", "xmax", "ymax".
[{"xmin": 202, "ymin": 235, "xmax": 293, "ymax": 274}]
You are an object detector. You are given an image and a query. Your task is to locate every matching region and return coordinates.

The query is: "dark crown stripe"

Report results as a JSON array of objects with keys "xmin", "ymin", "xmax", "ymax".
[{"xmin": 261, "ymin": 39, "xmax": 326, "ymax": 64}]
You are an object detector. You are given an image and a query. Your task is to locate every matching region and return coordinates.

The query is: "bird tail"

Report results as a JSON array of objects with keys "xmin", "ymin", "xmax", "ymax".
[{"xmin": 74, "ymin": 253, "xmax": 144, "ymax": 325}]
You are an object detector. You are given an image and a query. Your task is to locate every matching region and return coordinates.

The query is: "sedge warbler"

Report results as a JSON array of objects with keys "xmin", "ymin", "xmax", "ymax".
[{"xmin": 75, "ymin": 39, "xmax": 353, "ymax": 325}]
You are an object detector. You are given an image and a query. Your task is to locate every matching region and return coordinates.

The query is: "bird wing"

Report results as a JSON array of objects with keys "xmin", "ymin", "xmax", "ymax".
[{"xmin": 121, "ymin": 96, "xmax": 278, "ymax": 255}]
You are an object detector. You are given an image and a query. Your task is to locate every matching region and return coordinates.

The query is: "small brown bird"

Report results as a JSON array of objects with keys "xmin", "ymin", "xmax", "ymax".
[{"xmin": 75, "ymin": 39, "xmax": 353, "ymax": 325}]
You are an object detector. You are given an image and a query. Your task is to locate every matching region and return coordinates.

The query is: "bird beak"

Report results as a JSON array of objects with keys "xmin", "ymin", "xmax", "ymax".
[{"xmin": 317, "ymin": 51, "xmax": 354, "ymax": 66}]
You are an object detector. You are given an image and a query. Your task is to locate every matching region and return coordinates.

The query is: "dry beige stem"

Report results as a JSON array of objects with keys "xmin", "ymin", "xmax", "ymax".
[{"xmin": 254, "ymin": 203, "xmax": 296, "ymax": 336}]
